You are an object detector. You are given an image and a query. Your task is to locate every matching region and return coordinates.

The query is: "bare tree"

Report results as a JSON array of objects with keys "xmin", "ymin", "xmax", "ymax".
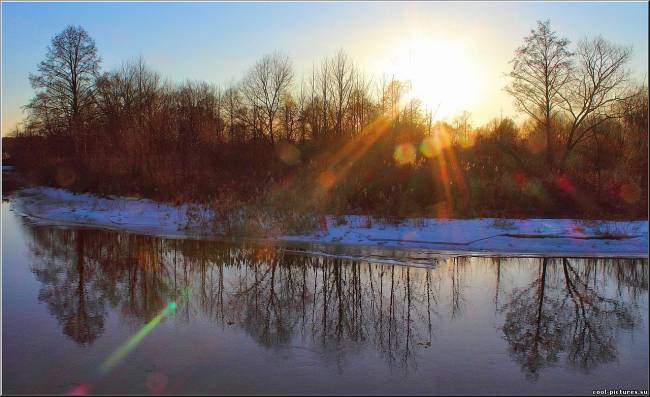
[
  {"xmin": 382, "ymin": 77, "xmax": 410, "ymax": 124},
  {"xmin": 557, "ymin": 37, "xmax": 633, "ymax": 171},
  {"xmin": 280, "ymin": 92, "xmax": 297, "ymax": 141},
  {"xmin": 329, "ymin": 50, "xmax": 355, "ymax": 138},
  {"xmin": 296, "ymin": 79, "xmax": 308, "ymax": 143},
  {"xmin": 224, "ymin": 83, "xmax": 242, "ymax": 143},
  {"xmin": 95, "ymin": 58, "xmax": 161, "ymax": 147},
  {"xmin": 505, "ymin": 20, "xmax": 572, "ymax": 170},
  {"xmin": 28, "ymin": 25, "xmax": 101, "ymax": 154},
  {"xmin": 453, "ymin": 111, "xmax": 472, "ymax": 144},
  {"xmin": 242, "ymin": 53, "xmax": 293, "ymax": 144},
  {"xmin": 23, "ymin": 92, "xmax": 64, "ymax": 137},
  {"xmin": 348, "ymin": 71, "xmax": 373, "ymax": 136},
  {"xmin": 319, "ymin": 57, "xmax": 331, "ymax": 139},
  {"xmin": 305, "ymin": 63, "xmax": 320, "ymax": 140}
]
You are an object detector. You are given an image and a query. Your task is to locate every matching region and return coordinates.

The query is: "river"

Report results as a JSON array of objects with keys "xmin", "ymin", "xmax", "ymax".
[{"xmin": 2, "ymin": 201, "xmax": 648, "ymax": 394}]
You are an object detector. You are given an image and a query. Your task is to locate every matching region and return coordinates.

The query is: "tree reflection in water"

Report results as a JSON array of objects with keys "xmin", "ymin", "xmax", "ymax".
[
  {"xmin": 30, "ymin": 230, "xmax": 106, "ymax": 345},
  {"xmin": 26, "ymin": 226, "xmax": 647, "ymax": 376},
  {"xmin": 500, "ymin": 257, "xmax": 647, "ymax": 380}
]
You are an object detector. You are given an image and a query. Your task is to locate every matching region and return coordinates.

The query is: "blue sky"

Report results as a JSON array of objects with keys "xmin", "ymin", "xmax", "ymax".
[{"xmin": 2, "ymin": 1, "xmax": 648, "ymax": 135}]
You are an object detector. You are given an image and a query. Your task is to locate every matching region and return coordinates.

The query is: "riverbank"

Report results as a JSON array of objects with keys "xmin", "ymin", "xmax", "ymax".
[{"xmin": 7, "ymin": 186, "xmax": 649, "ymax": 257}]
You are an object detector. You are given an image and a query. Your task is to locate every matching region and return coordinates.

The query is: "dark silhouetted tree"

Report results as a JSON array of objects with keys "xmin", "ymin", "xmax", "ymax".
[
  {"xmin": 27, "ymin": 25, "xmax": 101, "ymax": 155},
  {"xmin": 242, "ymin": 53, "xmax": 294, "ymax": 144},
  {"xmin": 506, "ymin": 20, "xmax": 572, "ymax": 170}
]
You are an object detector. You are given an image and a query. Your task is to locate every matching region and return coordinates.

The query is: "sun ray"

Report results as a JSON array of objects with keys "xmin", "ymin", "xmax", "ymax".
[{"xmin": 99, "ymin": 302, "xmax": 177, "ymax": 374}]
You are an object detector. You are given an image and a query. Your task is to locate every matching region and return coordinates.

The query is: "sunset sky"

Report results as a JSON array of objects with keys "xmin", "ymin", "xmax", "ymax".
[{"xmin": 2, "ymin": 1, "xmax": 648, "ymax": 136}]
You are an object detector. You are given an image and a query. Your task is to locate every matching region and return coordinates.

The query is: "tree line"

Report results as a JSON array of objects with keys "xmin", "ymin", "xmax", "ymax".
[{"xmin": 5, "ymin": 21, "xmax": 648, "ymax": 219}]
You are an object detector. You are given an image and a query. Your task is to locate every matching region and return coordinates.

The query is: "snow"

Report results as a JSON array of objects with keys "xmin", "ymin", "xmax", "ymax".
[
  {"xmin": 8, "ymin": 187, "xmax": 214, "ymax": 238},
  {"xmin": 7, "ymin": 186, "xmax": 649, "ymax": 257}
]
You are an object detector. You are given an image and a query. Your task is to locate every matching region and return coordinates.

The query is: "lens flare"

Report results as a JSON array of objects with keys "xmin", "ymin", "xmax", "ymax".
[
  {"xmin": 419, "ymin": 136, "xmax": 437, "ymax": 158},
  {"xmin": 620, "ymin": 183, "xmax": 641, "ymax": 204},
  {"xmin": 457, "ymin": 133, "xmax": 475, "ymax": 149},
  {"xmin": 318, "ymin": 170, "xmax": 336, "ymax": 188},
  {"xmin": 67, "ymin": 383, "xmax": 90, "ymax": 396},
  {"xmin": 419, "ymin": 128, "xmax": 452, "ymax": 159},
  {"xmin": 99, "ymin": 302, "xmax": 177, "ymax": 374},
  {"xmin": 524, "ymin": 179, "xmax": 545, "ymax": 198},
  {"xmin": 555, "ymin": 175, "xmax": 576, "ymax": 195},
  {"xmin": 55, "ymin": 166, "xmax": 77, "ymax": 188},
  {"xmin": 394, "ymin": 143, "xmax": 417, "ymax": 166},
  {"xmin": 276, "ymin": 142, "xmax": 301, "ymax": 166},
  {"xmin": 145, "ymin": 372, "xmax": 169, "ymax": 393},
  {"xmin": 513, "ymin": 171, "xmax": 527, "ymax": 187}
]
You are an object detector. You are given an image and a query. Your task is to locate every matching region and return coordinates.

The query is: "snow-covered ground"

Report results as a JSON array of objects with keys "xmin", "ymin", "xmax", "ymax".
[{"xmin": 7, "ymin": 186, "xmax": 649, "ymax": 257}]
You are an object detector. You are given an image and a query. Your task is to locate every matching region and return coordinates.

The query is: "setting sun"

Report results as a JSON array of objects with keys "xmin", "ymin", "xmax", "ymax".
[{"xmin": 389, "ymin": 37, "xmax": 482, "ymax": 119}]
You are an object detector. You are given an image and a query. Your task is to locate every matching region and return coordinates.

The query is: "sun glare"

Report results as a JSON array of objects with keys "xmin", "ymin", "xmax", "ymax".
[{"xmin": 390, "ymin": 38, "xmax": 482, "ymax": 119}]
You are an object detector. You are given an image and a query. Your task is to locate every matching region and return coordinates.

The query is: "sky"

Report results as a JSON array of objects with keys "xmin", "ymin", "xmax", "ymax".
[{"xmin": 2, "ymin": 1, "xmax": 648, "ymax": 136}]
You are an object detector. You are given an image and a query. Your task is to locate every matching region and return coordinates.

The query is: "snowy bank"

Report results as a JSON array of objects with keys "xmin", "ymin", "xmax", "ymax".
[{"xmin": 8, "ymin": 186, "xmax": 649, "ymax": 257}]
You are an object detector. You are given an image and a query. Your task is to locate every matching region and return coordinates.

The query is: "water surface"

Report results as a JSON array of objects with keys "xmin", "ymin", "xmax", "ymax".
[{"xmin": 2, "ymin": 202, "xmax": 648, "ymax": 394}]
